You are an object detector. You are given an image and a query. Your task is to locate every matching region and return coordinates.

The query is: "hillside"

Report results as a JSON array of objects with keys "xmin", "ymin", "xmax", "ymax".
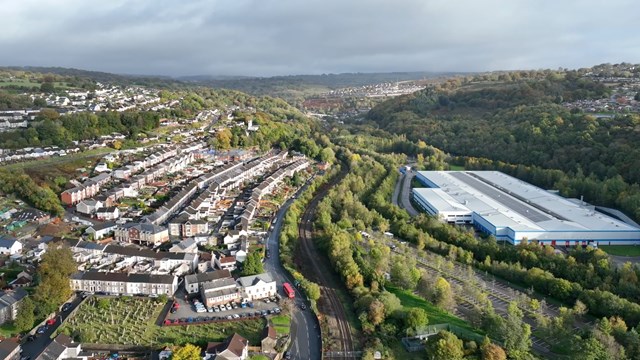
[{"xmin": 364, "ymin": 69, "xmax": 640, "ymax": 220}]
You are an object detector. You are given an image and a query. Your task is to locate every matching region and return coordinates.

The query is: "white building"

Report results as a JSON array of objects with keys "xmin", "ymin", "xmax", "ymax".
[
  {"xmin": 413, "ymin": 171, "xmax": 640, "ymax": 246},
  {"xmin": 237, "ymin": 273, "xmax": 276, "ymax": 301},
  {"xmin": 0, "ymin": 237, "xmax": 22, "ymax": 256},
  {"xmin": 70, "ymin": 272, "xmax": 178, "ymax": 296}
]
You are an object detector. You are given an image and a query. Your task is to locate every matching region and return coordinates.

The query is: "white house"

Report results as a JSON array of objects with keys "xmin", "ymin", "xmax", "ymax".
[
  {"xmin": 95, "ymin": 207, "xmax": 119, "ymax": 221},
  {"xmin": 215, "ymin": 255, "xmax": 237, "ymax": 272},
  {"xmin": 237, "ymin": 273, "xmax": 276, "ymax": 301},
  {"xmin": 85, "ymin": 222, "xmax": 117, "ymax": 240},
  {"xmin": 0, "ymin": 237, "xmax": 22, "ymax": 256},
  {"xmin": 76, "ymin": 199, "xmax": 103, "ymax": 215}
]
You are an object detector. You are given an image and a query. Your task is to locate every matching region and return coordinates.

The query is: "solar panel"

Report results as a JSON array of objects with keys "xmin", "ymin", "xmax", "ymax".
[{"xmin": 449, "ymin": 172, "xmax": 552, "ymax": 223}]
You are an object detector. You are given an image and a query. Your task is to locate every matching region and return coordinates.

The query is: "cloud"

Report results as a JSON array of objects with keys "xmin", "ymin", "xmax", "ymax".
[{"xmin": 0, "ymin": 0, "xmax": 638, "ymax": 76}]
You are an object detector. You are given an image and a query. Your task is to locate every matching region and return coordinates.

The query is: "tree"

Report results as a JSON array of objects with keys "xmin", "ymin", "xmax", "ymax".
[
  {"xmin": 425, "ymin": 330, "xmax": 464, "ymax": 360},
  {"xmin": 502, "ymin": 302, "xmax": 532, "ymax": 359},
  {"xmin": 404, "ymin": 307, "xmax": 428, "ymax": 335},
  {"xmin": 241, "ymin": 251, "xmax": 264, "ymax": 276},
  {"xmin": 432, "ymin": 277, "xmax": 455, "ymax": 311},
  {"xmin": 319, "ymin": 147, "xmax": 336, "ymax": 164},
  {"xmin": 14, "ymin": 297, "xmax": 35, "ymax": 332},
  {"xmin": 33, "ymin": 246, "xmax": 77, "ymax": 314},
  {"xmin": 97, "ymin": 298, "xmax": 110, "ymax": 310},
  {"xmin": 213, "ymin": 128, "xmax": 232, "ymax": 150},
  {"xmin": 40, "ymin": 82, "xmax": 55, "ymax": 93},
  {"xmin": 172, "ymin": 344, "xmax": 202, "ymax": 360},
  {"xmin": 481, "ymin": 339, "xmax": 507, "ymax": 360},
  {"xmin": 368, "ymin": 299, "xmax": 385, "ymax": 326},
  {"xmin": 390, "ymin": 256, "xmax": 420, "ymax": 290}
]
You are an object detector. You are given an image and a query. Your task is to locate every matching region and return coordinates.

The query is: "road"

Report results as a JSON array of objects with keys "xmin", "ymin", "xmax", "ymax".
[
  {"xmin": 397, "ymin": 168, "xmax": 419, "ymax": 216},
  {"xmin": 20, "ymin": 295, "xmax": 84, "ymax": 360},
  {"xmin": 263, "ymin": 183, "xmax": 321, "ymax": 360}
]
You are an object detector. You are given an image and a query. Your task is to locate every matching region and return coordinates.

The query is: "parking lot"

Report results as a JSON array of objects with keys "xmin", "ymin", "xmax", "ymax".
[{"xmin": 164, "ymin": 289, "xmax": 284, "ymax": 325}]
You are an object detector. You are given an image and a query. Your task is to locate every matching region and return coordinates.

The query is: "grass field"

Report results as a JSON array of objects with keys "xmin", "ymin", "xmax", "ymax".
[
  {"xmin": 388, "ymin": 286, "xmax": 481, "ymax": 334},
  {"xmin": 58, "ymin": 297, "xmax": 265, "ymax": 346},
  {"xmin": 270, "ymin": 315, "xmax": 291, "ymax": 336},
  {"xmin": 599, "ymin": 245, "xmax": 640, "ymax": 257},
  {"xmin": 448, "ymin": 164, "xmax": 466, "ymax": 171}
]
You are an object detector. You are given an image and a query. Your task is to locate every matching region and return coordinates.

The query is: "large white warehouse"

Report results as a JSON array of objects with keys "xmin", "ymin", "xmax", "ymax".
[{"xmin": 412, "ymin": 171, "xmax": 640, "ymax": 246}]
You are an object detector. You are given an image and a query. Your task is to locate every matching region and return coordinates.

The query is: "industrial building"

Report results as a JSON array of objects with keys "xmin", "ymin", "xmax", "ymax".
[{"xmin": 412, "ymin": 171, "xmax": 640, "ymax": 246}]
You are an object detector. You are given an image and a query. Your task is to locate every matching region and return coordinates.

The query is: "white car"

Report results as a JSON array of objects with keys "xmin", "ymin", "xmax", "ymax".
[{"xmin": 225, "ymin": 304, "xmax": 232, "ymax": 311}]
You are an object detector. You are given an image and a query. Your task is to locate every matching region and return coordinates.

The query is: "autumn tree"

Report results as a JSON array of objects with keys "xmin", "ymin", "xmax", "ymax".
[
  {"xmin": 481, "ymin": 338, "xmax": 507, "ymax": 360},
  {"xmin": 33, "ymin": 246, "xmax": 77, "ymax": 315},
  {"xmin": 172, "ymin": 344, "xmax": 202, "ymax": 360}
]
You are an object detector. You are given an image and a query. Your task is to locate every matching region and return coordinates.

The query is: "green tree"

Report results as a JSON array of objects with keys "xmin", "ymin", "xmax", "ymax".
[
  {"xmin": 172, "ymin": 344, "xmax": 202, "ymax": 360},
  {"xmin": 213, "ymin": 128, "xmax": 232, "ymax": 150},
  {"xmin": 502, "ymin": 302, "xmax": 532, "ymax": 359},
  {"xmin": 319, "ymin": 147, "xmax": 336, "ymax": 164},
  {"xmin": 432, "ymin": 277, "xmax": 455, "ymax": 311},
  {"xmin": 404, "ymin": 307, "xmax": 428, "ymax": 334},
  {"xmin": 368, "ymin": 299, "xmax": 385, "ymax": 326},
  {"xmin": 14, "ymin": 297, "xmax": 35, "ymax": 332},
  {"xmin": 425, "ymin": 330, "xmax": 464, "ymax": 360},
  {"xmin": 40, "ymin": 82, "xmax": 55, "ymax": 93},
  {"xmin": 241, "ymin": 251, "xmax": 264, "ymax": 276},
  {"xmin": 390, "ymin": 256, "xmax": 420, "ymax": 290}
]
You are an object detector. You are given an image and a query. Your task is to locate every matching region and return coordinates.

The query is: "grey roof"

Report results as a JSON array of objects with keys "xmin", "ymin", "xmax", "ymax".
[
  {"xmin": 0, "ymin": 339, "xmax": 20, "ymax": 359},
  {"xmin": 87, "ymin": 221, "xmax": 117, "ymax": 232},
  {"xmin": 200, "ymin": 277, "xmax": 237, "ymax": 291},
  {"xmin": 237, "ymin": 273, "xmax": 274, "ymax": 288},
  {"xmin": 0, "ymin": 288, "xmax": 28, "ymax": 309},
  {"xmin": 35, "ymin": 334, "xmax": 76, "ymax": 360},
  {"xmin": 184, "ymin": 270, "xmax": 231, "ymax": 286}
]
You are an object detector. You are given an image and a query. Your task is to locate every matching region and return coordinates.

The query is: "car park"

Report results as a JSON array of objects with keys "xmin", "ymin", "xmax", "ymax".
[
  {"xmin": 213, "ymin": 305, "xmax": 220, "ymax": 312},
  {"xmin": 233, "ymin": 314, "xmax": 240, "ymax": 319},
  {"xmin": 225, "ymin": 304, "xmax": 232, "ymax": 311},
  {"xmin": 226, "ymin": 315, "xmax": 232, "ymax": 320},
  {"xmin": 264, "ymin": 298, "xmax": 270, "ymax": 303},
  {"xmin": 231, "ymin": 303, "xmax": 238, "ymax": 309}
]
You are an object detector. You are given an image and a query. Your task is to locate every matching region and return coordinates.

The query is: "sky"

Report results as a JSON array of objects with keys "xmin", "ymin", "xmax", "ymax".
[{"xmin": 1, "ymin": 0, "xmax": 639, "ymax": 77}]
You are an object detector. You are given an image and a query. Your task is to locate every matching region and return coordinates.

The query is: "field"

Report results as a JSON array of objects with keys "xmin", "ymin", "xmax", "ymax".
[
  {"xmin": 448, "ymin": 164, "xmax": 466, "ymax": 171},
  {"xmin": 58, "ymin": 296, "xmax": 265, "ymax": 346},
  {"xmin": 1, "ymin": 148, "xmax": 113, "ymax": 186},
  {"xmin": 270, "ymin": 315, "xmax": 291, "ymax": 336},
  {"xmin": 599, "ymin": 245, "xmax": 640, "ymax": 257}
]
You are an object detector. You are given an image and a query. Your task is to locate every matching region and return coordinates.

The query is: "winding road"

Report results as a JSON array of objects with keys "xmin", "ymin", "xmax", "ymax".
[{"xmin": 263, "ymin": 183, "xmax": 322, "ymax": 360}]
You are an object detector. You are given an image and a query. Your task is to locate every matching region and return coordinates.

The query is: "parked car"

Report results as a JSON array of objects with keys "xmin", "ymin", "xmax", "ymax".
[
  {"xmin": 225, "ymin": 304, "xmax": 232, "ymax": 311},
  {"xmin": 36, "ymin": 326, "xmax": 47, "ymax": 334},
  {"xmin": 62, "ymin": 303, "xmax": 72, "ymax": 312},
  {"xmin": 231, "ymin": 303, "xmax": 238, "ymax": 309},
  {"xmin": 300, "ymin": 304, "xmax": 307, "ymax": 310}
]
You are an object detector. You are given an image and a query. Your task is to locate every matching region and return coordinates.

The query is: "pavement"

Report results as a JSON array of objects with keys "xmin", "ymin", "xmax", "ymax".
[
  {"xmin": 263, "ymin": 182, "xmax": 321, "ymax": 360},
  {"xmin": 19, "ymin": 295, "xmax": 84, "ymax": 360}
]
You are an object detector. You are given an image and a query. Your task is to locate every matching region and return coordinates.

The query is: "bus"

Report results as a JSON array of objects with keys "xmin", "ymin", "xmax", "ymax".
[{"xmin": 283, "ymin": 282, "xmax": 295, "ymax": 299}]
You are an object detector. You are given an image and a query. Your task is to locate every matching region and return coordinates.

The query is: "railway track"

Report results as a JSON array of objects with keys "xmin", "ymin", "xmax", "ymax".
[{"xmin": 297, "ymin": 172, "xmax": 356, "ymax": 359}]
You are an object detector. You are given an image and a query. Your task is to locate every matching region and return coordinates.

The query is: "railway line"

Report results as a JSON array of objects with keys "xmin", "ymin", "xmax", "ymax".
[{"xmin": 297, "ymin": 172, "xmax": 356, "ymax": 359}]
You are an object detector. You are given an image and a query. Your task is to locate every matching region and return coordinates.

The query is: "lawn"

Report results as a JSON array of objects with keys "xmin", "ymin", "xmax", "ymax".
[
  {"xmin": 448, "ymin": 164, "xmax": 466, "ymax": 171},
  {"xmin": 270, "ymin": 315, "xmax": 291, "ymax": 336},
  {"xmin": 387, "ymin": 286, "xmax": 481, "ymax": 334},
  {"xmin": 58, "ymin": 296, "xmax": 265, "ymax": 346},
  {"xmin": 599, "ymin": 245, "xmax": 640, "ymax": 257}
]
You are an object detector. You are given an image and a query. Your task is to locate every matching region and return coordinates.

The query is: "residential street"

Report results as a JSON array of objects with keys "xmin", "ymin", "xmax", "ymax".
[
  {"xmin": 263, "ymin": 183, "xmax": 322, "ymax": 360},
  {"xmin": 19, "ymin": 295, "xmax": 84, "ymax": 360}
]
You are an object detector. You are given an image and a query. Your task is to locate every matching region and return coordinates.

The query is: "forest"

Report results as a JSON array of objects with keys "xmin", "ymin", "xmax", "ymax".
[{"xmin": 365, "ymin": 72, "xmax": 640, "ymax": 222}]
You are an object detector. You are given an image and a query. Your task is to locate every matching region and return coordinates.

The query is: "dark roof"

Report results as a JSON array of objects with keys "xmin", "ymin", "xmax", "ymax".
[
  {"xmin": 96, "ymin": 207, "xmax": 118, "ymax": 213},
  {"xmin": 71, "ymin": 272, "xmax": 175, "ymax": 284},
  {"xmin": 0, "ymin": 237, "xmax": 19, "ymax": 248},
  {"xmin": 0, "ymin": 339, "xmax": 20, "ymax": 359}
]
